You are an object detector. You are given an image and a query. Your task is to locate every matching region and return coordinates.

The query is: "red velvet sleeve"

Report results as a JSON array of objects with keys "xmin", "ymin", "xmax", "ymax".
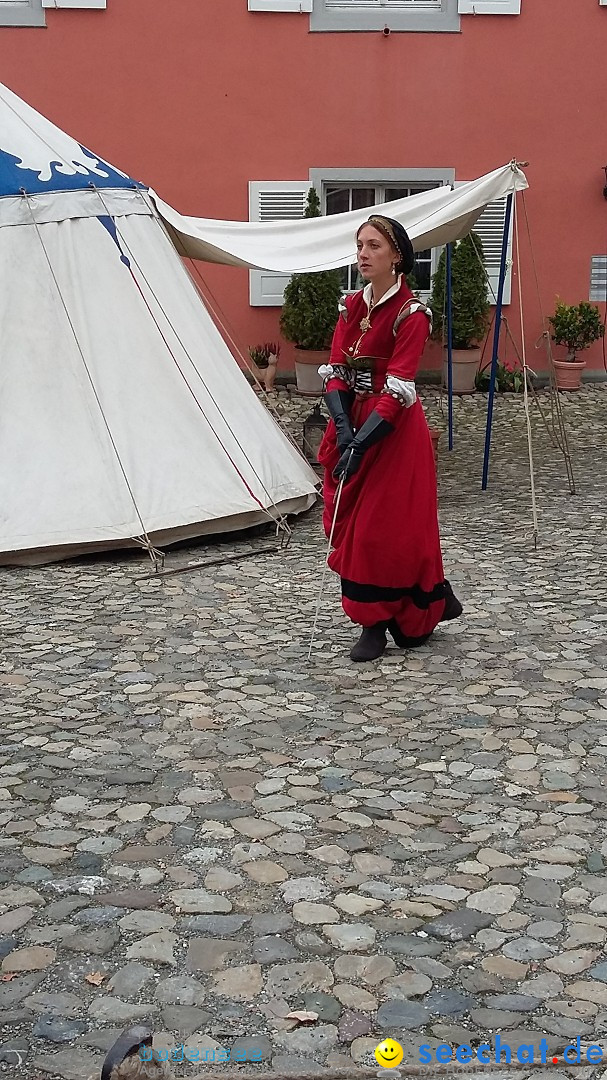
[
  {"xmin": 374, "ymin": 310, "xmax": 431, "ymax": 424},
  {"xmin": 324, "ymin": 299, "xmax": 352, "ymax": 393}
]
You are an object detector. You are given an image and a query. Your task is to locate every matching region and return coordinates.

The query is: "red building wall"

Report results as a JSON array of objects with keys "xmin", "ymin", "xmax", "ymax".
[{"xmin": 1, "ymin": 0, "xmax": 606, "ymax": 374}]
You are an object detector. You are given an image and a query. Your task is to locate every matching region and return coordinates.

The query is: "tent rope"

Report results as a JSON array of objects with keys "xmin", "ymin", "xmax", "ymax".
[
  {"xmin": 182, "ymin": 255, "xmax": 310, "ymax": 461},
  {"xmin": 520, "ymin": 189, "xmax": 576, "ymax": 493},
  {"xmin": 512, "ymin": 192, "xmax": 539, "ymax": 547},
  {"xmin": 22, "ymin": 190, "xmax": 165, "ymax": 569},
  {"xmin": 147, "ymin": 194, "xmax": 309, "ymax": 463},
  {"xmin": 468, "ymin": 220, "xmax": 575, "ymax": 498},
  {"xmin": 92, "ymin": 186, "xmax": 296, "ymax": 546}
]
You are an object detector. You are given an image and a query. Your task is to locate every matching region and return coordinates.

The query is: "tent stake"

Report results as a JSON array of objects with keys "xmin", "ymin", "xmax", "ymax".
[
  {"xmin": 136, "ymin": 545, "xmax": 278, "ymax": 581},
  {"xmin": 481, "ymin": 191, "xmax": 513, "ymax": 491}
]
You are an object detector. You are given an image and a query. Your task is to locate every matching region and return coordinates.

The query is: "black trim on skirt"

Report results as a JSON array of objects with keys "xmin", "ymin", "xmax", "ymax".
[{"xmin": 341, "ymin": 578, "xmax": 448, "ymax": 609}]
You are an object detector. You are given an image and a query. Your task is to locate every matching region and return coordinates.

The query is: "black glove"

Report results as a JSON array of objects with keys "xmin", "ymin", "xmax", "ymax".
[
  {"xmin": 333, "ymin": 410, "xmax": 394, "ymax": 482},
  {"xmin": 324, "ymin": 388, "xmax": 355, "ymax": 455}
]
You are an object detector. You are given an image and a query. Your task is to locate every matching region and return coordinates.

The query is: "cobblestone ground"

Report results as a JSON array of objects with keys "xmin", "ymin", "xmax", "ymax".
[{"xmin": 1, "ymin": 385, "xmax": 606, "ymax": 1080}]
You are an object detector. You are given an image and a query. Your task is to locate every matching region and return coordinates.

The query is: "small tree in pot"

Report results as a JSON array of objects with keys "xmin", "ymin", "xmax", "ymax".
[
  {"xmin": 548, "ymin": 299, "xmax": 604, "ymax": 391},
  {"xmin": 430, "ymin": 231, "xmax": 491, "ymax": 394},
  {"xmin": 280, "ymin": 187, "xmax": 343, "ymax": 396}
]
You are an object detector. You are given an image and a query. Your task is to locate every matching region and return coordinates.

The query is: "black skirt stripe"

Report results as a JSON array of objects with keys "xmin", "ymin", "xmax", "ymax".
[{"xmin": 341, "ymin": 578, "xmax": 447, "ymax": 609}]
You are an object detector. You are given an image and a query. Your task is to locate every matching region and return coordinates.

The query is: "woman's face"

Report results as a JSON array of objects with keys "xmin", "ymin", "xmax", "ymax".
[{"xmin": 356, "ymin": 224, "xmax": 398, "ymax": 282}]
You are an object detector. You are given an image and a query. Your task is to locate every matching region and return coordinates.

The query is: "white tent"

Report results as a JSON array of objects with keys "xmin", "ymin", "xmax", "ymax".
[{"xmin": 0, "ymin": 82, "xmax": 319, "ymax": 567}]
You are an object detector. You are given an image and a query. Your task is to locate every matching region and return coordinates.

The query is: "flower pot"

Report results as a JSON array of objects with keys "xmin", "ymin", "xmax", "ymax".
[
  {"xmin": 294, "ymin": 348, "xmax": 329, "ymax": 397},
  {"xmin": 442, "ymin": 347, "xmax": 481, "ymax": 395},
  {"xmin": 429, "ymin": 427, "xmax": 440, "ymax": 466},
  {"xmin": 553, "ymin": 359, "xmax": 585, "ymax": 391}
]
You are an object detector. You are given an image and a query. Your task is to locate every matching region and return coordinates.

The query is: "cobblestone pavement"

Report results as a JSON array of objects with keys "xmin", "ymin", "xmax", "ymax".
[{"xmin": 1, "ymin": 386, "xmax": 606, "ymax": 1079}]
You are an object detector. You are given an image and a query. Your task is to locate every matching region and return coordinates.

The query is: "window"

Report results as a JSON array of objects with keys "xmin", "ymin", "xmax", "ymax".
[
  {"xmin": 0, "ymin": 0, "xmax": 45, "ymax": 26},
  {"xmin": 249, "ymin": 169, "xmax": 457, "ymax": 307},
  {"xmin": 311, "ymin": 168, "xmax": 455, "ymax": 300},
  {"xmin": 311, "ymin": 0, "xmax": 459, "ymax": 33},
  {"xmin": 324, "ymin": 182, "xmax": 440, "ymax": 294}
]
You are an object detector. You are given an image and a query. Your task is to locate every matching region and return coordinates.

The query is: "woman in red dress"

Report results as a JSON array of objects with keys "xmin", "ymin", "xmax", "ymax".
[{"xmin": 317, "ymin": 215, "xmax": 462, "ymax": 662}]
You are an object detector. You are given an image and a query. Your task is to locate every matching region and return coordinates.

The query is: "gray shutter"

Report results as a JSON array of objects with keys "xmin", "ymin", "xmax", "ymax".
[
  {"xmin": 248, "ymin": 0, "xmax": 312, "ymax": 9},
  {"xmin": 248, "ymin": 182, "xmax": 309, "ymax": 307},
  {"xmin": 590, "ymin": 256, "xmax": 607, "ymax": 302},
  {"xmin": 471, "ymin": 197, "xmax": 513, "ymax": 305},
  {"xmin": 458, "ymin": 0, "xmax": 521, "ymax": 12}
]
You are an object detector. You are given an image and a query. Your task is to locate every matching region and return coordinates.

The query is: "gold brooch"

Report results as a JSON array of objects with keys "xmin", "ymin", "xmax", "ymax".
[{"xmin": 359, "ymin": 316, "xmax": 371, "ymax": 332}]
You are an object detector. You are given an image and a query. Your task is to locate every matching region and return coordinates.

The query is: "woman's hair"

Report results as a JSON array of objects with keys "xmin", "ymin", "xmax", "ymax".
[{"xmin": 356, "ymin": 215, "xmax": 415, "ymax": 275}]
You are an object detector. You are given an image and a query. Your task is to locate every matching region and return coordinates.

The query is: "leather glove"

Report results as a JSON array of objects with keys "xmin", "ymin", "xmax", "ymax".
[
  {"xmin": 333, "ymin": 410, "xmax": 394, "ymax": 482},
  {"xmin": 324, "ymin": 388, "xmax": 355, "ymax": 455}
]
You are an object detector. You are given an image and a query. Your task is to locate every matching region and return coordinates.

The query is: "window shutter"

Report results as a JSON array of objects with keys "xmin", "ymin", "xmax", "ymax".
[
  {"xmin": 41, "ymin": 0, "xmax": 105, "ymax": 7},
  {"xmin": 472, "ymin": 197, "xmax": 513, "ymax": 305},
  {"xmin": 42, "ymin": 0, "xmax": 106, "ymax": 7},
  {"xmin": 248, "ymin": 0, "xmax": 312, "ymax": 11},
  {"xmin": 458, "ymin": 0, "xmax": 520, "ymax": 13},
  {"xmin": 590, "ymin": 256, "xmax": 607, "ymax": 302},
  {"xmin": 248, "ymin": 181, "xmax": 310, "ymax": 307}
]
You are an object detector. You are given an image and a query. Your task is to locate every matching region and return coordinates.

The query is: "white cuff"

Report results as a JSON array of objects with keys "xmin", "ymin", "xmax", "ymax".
[{"xmin": 385, "ymin": 376, "xmax": 417, "ymax": 408}]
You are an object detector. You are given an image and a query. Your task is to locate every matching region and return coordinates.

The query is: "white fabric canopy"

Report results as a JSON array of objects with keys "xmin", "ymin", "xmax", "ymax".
[{"xmin": 150, "ymin": 163, "xmax": 528, "ymax": 274}]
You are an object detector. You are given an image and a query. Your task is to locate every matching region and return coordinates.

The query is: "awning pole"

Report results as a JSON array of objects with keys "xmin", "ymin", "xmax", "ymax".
[{"xmin": 446, "ymin": 242, "xmax": 454, "ymax": 450}]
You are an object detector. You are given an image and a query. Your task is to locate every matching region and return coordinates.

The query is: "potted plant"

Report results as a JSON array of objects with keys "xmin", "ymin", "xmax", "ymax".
[
  {"xmin": 429, "ymin": 232, "xmax": 491, "ymax": 394},
  {"xmin": 280, "ymin": 187, "xmax": 343, "ymax": 396},
  {"xmin": 248, "ymin": 342, "xmax": 280, "ymax": 392},
  {"xmin": 548, "ymin": 299, "xmax": 604, "ymax": 391}
]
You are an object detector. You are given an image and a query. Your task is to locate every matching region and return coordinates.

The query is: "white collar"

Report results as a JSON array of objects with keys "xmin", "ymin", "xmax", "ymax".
[{"xmin": 363, "ymin": 275, "xmax": 403, "ymax": 312}]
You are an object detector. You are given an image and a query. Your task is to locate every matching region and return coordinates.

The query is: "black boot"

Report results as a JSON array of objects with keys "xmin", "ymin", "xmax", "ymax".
[
  {"xmin": 350, "ymin": 622, "xmax": 388, "ymax": 662},
  {"xmin": 441, "ymin": 580, "xmax": 463, "ymax": 622},
  {"xmin": 388, "ymin": 620, "xmax": 433, "ymax": 649}
]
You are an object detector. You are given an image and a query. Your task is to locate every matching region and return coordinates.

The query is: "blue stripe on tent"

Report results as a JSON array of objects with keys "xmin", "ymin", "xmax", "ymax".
[{"xmin": 97, "ymin": 215, "xmax": 131, "ymax": 268}]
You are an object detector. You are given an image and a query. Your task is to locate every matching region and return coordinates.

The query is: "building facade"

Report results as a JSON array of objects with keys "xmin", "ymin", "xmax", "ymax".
[{"xmin": 1, "ymin": 0, "xmax": 606, "ymax": 376}]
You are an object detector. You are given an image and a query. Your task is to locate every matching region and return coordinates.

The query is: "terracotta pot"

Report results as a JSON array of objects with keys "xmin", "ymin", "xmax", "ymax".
[
  {"xmin": 442, "ymin": 347, "xmax": 481, "ymax": 394},
  {"xmin": 553, "ymin": 359, "xmax": 585, "ymax": 391},
  {"xmin": 429, "ymin": 428, "xmax": 440, "ymax": 466},
  {"xmin": 294, "ymin": 348, "xmax": 329, "ymax": 396}
]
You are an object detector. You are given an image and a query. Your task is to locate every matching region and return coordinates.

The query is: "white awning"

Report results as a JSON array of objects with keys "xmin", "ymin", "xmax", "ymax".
[{"xmin": 150, "ymin": 162, "xmax": 528, "ymax": 273}]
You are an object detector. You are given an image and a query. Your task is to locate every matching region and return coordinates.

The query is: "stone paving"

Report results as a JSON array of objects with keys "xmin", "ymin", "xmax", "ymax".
[{"xmin": 1, "ymin": 385, "xmax": 606, "ymax": 1079}]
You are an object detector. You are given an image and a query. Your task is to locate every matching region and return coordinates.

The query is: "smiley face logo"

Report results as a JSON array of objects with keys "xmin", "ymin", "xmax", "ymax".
[{"xmin": 374, "ymin": 1039, "xmax": 404, "ymax": 1068}]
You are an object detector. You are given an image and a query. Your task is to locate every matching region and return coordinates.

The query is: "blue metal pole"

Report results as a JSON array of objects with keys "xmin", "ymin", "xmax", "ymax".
[
  {"xmin": 481, "ymin": 192, "xmax": 513, "ymax": 491},
  {"xmin": 446, "ymin": 243, "xmax": 454, "ymax": 450}
]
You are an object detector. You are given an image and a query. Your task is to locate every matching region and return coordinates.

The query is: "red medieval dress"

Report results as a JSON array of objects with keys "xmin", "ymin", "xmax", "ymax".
[{"xmin": 317, "ymin": 275, "xmax": 450, "ymax": 643}]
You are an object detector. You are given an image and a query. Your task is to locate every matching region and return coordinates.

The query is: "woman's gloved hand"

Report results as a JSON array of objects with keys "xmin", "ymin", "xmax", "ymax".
[{"xmin": 333, "ymin": 410, "xmax": 394, "ymax": 482}]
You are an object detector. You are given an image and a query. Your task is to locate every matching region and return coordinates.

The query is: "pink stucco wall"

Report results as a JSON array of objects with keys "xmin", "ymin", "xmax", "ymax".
[{"xmin": 1, "ymin": 0, "xmax": 606, "ymax": 374}]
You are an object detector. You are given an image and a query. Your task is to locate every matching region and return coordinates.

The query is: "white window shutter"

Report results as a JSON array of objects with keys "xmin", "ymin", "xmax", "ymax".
[
  {"xmin": 451, "ymin": 184, "xmax": 513, "ymax": 305},
  {"xmin": 248, "ymin": 0, "xmax": 312, "ymax": 11},
  {"xmin": 42, "ymin": 0, "xmax": 106, "ymax": 7},
  {"xmin": 458, "ymin": 0, "xmax": 520, "ymax": 13},
  {"xmin": 473, "ymin": 197, "xmax": 513, "ymax": 305},
  {"xmin": 248, "ymin": 181, "xmax": 310, "ymax": 307}
]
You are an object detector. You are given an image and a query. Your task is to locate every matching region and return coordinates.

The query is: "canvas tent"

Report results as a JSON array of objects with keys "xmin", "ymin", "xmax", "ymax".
[{"xmin": 0, "ymin": 82, "xmax": 319, "ymax": 567}]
